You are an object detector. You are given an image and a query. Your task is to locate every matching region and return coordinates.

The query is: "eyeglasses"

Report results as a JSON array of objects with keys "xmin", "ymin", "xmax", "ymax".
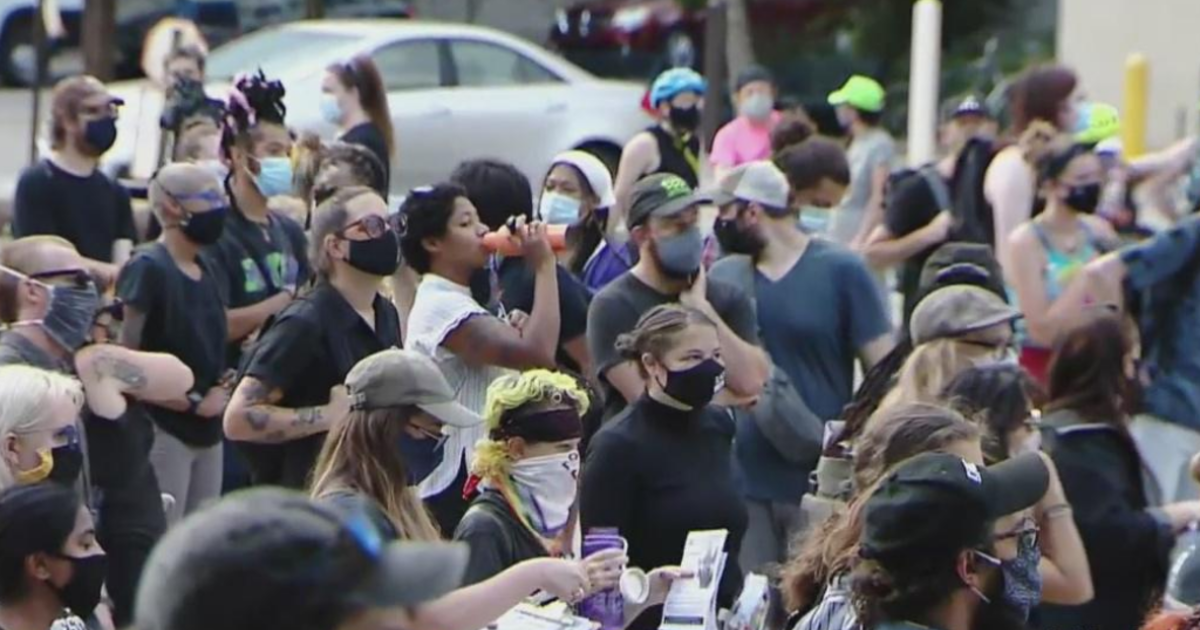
[
  {"xmin": 29, "ymin": 269, "xmax": 96, "ymax": 290},
  {"xmin": 336, "ymin": 214, "xmax": 404, "ymax": 240}
]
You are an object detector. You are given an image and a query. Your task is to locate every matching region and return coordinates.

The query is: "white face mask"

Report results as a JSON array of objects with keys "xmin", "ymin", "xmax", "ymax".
[
  {"xmin": 739, "ymin": 93, "xmax": 774, "ymax": 121},
  {"xmin": 538, "ymin": 192, "xmax": 583, "ymax": 225},
  {"xmin": 510, "ymin": 451, "xmax": 580, "ymax": 537}
]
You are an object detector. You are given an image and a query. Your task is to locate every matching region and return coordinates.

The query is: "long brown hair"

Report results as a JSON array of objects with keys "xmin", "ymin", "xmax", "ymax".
[
  {"xmin": 1045, "ymin": 311, "xmax": 1137, "ymax": 425},
  {"xmin": 310, "ymin": 406, "xmax": 441, "ymax": 542},
  {"xmin": 1009, "ymin": 64, "xmax": 1077, "ymax": 133},
  {"xmin": 780, "ymin": 403, "xmax": 979, "ymax": 614},
  {"xmin": 329, "ymin": 55, "xmax": 395, "ymax": 159}
]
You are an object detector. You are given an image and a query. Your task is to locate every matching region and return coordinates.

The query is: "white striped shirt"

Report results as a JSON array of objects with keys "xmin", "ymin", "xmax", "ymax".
[{"xmin": 409, "ymin": 274, "xmax": 511, "ymax": 498}]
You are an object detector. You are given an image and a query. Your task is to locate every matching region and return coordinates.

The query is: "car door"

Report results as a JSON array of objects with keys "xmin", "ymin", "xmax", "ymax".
[
  {"xmin": 368, "ymin": 37, "xmax": 453, "ymax": 193},
  {"xmin": 442, "ymin": 37, "xmax": 574, "ymax": 189}
]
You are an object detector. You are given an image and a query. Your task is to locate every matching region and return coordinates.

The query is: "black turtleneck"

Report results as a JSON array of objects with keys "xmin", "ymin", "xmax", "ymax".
[{"xmin": 580, "ymin": 395, "xmax": 747, "ymax": 630}]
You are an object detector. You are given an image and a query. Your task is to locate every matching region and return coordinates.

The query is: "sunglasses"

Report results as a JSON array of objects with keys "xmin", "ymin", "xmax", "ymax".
[
  {"xmin": 29, "ymin": 269, "xmax": 96, "ymax": 289},
  {"xmin": 336, "ymin": 214, "xmax": 404, "ymax": 240}
]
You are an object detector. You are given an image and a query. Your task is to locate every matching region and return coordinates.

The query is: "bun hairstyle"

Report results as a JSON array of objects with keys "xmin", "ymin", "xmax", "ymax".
[
  {"xmin": 615, "ymin": 304, "xmax": 715, "ymax": 378},
  {"xmin": 222, "ymin": 69, "xmax": 287, "ymax": 156}
]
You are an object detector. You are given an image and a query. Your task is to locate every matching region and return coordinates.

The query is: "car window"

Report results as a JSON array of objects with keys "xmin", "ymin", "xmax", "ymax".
[
  {"xmin": 372, "ymin": 40, "xmax": 442, "ymax": 91},
  {"xmin": 448, "ymin": 40, "xmax": 561, "ymax": 87}
]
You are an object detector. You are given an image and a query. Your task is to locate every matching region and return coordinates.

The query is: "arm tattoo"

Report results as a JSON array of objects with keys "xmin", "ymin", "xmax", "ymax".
[
  {"xmin": 94, "ymin": 355, "xmax": 149, "ymax": 390},
  {"xmin": 246, "ymin": 408, "xmax": 271, "ymax": 432},
  {"xmin": 293, "ymin": 406, "xmax": 322, "ymax": 428},
  {"xmin": 242, "ymin": 379, "xmax": 271, "ymax": 404}
]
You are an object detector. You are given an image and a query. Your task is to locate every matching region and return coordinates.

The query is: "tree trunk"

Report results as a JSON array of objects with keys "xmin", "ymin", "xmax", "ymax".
[
  {"xmin": 81, "ymin": 0, "xmax": 116, "ymax": 81},
  {"xmin": 305, "ymin": 0, "xmax": 325, "ymax": 19},
  {"xmin": 699, "ymin": 0, "xmax": 728, "ymax": 148},
  {"xmin": 724, "ymin": 0, "xmax": 754, "ymax": 89}
]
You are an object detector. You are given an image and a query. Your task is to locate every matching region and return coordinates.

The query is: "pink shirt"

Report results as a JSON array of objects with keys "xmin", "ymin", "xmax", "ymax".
[{"xmin": 709, "ymin": 111, "xmax": 782, "ymax": 168}]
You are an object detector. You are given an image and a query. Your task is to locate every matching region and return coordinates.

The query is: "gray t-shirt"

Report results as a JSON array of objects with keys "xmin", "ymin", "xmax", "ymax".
[
  {"xmin": 586, "ymin": 271, "xmax": 759, "ymax": 420},
  {"xmin": 829, "ymin": 127, "xmax": 895, "ymax": 244}
]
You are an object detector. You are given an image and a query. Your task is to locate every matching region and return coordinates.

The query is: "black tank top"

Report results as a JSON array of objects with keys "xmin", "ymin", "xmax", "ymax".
[{"xmin": 647, "ymin": 125, "xmax": 700, "ymax": 188}]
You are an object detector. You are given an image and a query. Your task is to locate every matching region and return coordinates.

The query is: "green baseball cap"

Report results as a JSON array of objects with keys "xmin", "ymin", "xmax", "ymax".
[
  {"xmin": 627, "ymin": 173, "xmax": 710, "ymax": 229},
  {"xmin": 828, "ymin": 75, "xmax": 886, "ymax": 113},
  {"xmin": 1075, "ymin": 102, "xmax": 1120, "ymax": 145}
]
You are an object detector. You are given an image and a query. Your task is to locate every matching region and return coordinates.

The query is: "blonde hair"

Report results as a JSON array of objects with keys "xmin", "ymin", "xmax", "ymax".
[
  {"xmin": 873, "ymin": 339, "xmax": 998, "ymax": 426},
  {"xmin": 0, "ymin": 365, "xmax": 84, "ymax": 489},
  {"xmin": 310, "ymin": 406, "xmax": 441, "ymax": 542},
  {"xmin": 471, "ymin": 370, "xmax": 589, "ymax": 484}
]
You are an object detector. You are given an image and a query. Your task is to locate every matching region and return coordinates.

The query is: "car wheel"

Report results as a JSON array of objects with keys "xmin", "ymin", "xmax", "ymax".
[
  {"xmin": 576, "ymin": 142, "xmax": 622, "ymax": 177},
  {"xmin": 0, "ymin": 13, "xmax": 34, "ymax": 86}
]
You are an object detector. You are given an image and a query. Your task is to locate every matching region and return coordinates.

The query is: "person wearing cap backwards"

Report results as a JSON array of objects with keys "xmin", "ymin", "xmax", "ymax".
[
  {"xmin": 613, "ymin": 68, "xmax": 707, "ymax": 227},
  {"xmin": 850, "ymin": 451, "xmax": 1051, "ymax": 630},
  {"xmin": 708, "ymin": 160, "xmax": 892, "ymax": 572},
  {"xmin": 710, "ymin": 65, "xmax": 781, "ymax": 179},
  {"xmin": 13, "ymin": 76, "xmax": 135, "ymax": 287},
  {"xmin": 874, "ymin": 285, "xmax": 1022, "ymax": 415},
  {"xmin": 134, "ymin": 488, "xmax": 473, "ymax": 630},
  {"xmin": 117, "ymin": 162, "xmax": 231, "ymax": 525},
  {"xmin": 586, "ymin": 173, "xmax": 768, "ymax": 421},
  {"xmin": 864, "ymin": 95, "xmax": 1000, "ymax": 324},
  {"xmin": 826, "ymin": 75, "xmax": 896, "ymax": 248},
  {"xmin": 538, "ymin": 151, "xmax": 633, "ymax": 293}
]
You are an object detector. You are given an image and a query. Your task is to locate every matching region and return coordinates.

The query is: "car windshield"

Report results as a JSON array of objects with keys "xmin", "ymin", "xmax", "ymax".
[{"xmin": 206, "ymin": 28, "xmax": 360, "ymax": 82}]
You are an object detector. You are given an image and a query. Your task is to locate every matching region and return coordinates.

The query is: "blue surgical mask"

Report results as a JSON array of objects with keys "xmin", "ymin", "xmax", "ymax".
[
  {"xmin": 399, "ymin": 433, "xmax": 444, "ymax": 486},
  {"xmin": 254, "ymin": 157, "xmax": 294, "ymax": 198},
  {"xmin": 320, "ymin": 93, "xmax": 343, "ymax": 126},
  {"xmin": 539, "ymin": 192, "xmax": 582, "ymax": 225}
]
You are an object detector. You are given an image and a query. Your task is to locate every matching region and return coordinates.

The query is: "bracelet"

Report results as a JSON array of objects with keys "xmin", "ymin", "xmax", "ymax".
[{"xmin": 1043, "ymin": 503, "xmax": 1073, "ymax": 520}]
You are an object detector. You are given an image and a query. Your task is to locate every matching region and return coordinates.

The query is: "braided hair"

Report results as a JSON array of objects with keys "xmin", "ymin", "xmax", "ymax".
[{"xmin": 222, "ymin": 69, "xmax": 287, "ymax": 157}]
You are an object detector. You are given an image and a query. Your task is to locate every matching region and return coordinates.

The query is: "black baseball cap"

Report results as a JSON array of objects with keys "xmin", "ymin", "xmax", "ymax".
[
  {"xmin": 626, "ymin": 173, "xmax": 710, "ymax": 229},
  {"xmin": 861, "ymin": 452, "xmax": 1048, "ymax": 559},
  {"xmin": 941, "ymin": 94, "xmax": 992, "ymax": 122},
  {"xmin": 135, "ymin": 489, "xmax": 469, "ymax": 630},
  {"xmin": 735, "ymin": 64, "xmax": 774, "ymax": 92}
]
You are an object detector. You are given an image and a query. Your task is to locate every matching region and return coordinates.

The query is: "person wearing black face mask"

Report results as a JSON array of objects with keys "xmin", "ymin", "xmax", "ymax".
[
  {"xmin": 582, "ymin": 304, "xmax": 748, "ymax": 630},
  {"xmin": 587, "ymin": 173, "xmax": 769, "ymax": 422},
  {"xmin": 0, "ymin": 483, "xmax": 108, "ymax": 630},
  {"xmin": 613, "ymin": 68, "xmax": 707, "ymax": 232},
  {"xmin": 117, "ymin": 163, "xmax": 230, "ymax": 525},
  {"xmin": 1006, "ymin": 143, "xmax": 1118, "ymax": 385},
  {"xmin": 13, "ymin": 76, "xmax": 135, "ymax": 288},
  {"xmin": 850, "ymin": 451, "xmax": 1051, "ymax": 630},
  {"xmin": 311, "ymin": 349, "xmax": 482, "ymax": 542},
  {"xmin": 225, "ymin": 187, "xmax": 401, "ymax": 490}
]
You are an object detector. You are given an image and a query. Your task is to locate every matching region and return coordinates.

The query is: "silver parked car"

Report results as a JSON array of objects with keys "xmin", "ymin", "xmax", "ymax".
[{"xmin": 111, "ymin": 19, "xmax": 652, "ymax": 195}]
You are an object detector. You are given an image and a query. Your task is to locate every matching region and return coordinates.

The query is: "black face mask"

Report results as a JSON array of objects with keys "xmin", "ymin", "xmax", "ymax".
[
  {"xmin": 657, "ymin": 357, "xmax": 724, "ymax": 410},
  {"xmin": 48, "ymin": 443, "xmax": 83, "ymax": 487},
  {"xmin": 51, "ymin": 553, "xmax": 107, "ymax": 618},
  {"xmin": 399, "ymin": 433, "xmax": 444, "ymax": 486},
  {"xmin": 1064, "ymin": 182, "xmax": 1102, "ymax": 214},
  {"xmin": 83, "ymin": 116, "xmax": 118, "ymax": 155},
  {"xmin": 714, "ymin": 215, "xmax": 764, "ymax": 257},
  {"xmin": 180, "ymin": 205, "xmax": 228, "ymax": 245},
  {"xmin": 345, "ymin": 233, "xmax": 401, "ymax": 276},
  {"xmin": 669, "ymin": 106, "xmax": 701, "ymax": 133}
]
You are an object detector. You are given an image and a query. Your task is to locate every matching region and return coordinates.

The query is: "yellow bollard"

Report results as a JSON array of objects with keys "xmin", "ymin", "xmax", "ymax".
[{"xmin": 1122, "ymin": 53, "xmax": 1148, "ymax": 159}]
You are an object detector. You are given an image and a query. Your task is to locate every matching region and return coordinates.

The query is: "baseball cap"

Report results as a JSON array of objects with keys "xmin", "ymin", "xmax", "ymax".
[
  {"xmin": 627, "ymin": 173, "xmax": 710, "ymax": 229},
  {"xmin": 709, "ymin": 163, "xmax": 751, "ymax": 207},
  {"xmin": 861, "ymin": 452, "xmax": 1049, "ymax": 559},
  {"xmin": 135, "ymin": 489, "xmax": 469, "ymax": 630},
  {"xmin": 910, "ymin": 285, "xmax": 1021, "ymax": 345},
  {"xmin": 828, "ymin": 75, "xmax": 886, "ymax": 113},
  {"xmin": 550, "ymin": 150, "xmax": 617, "ymax": 209},
  {"xmin": 345, "ymin": 349, "xmax": 482, "ymax": 428},
  {"xmin": 732, "ymin": 161, "xmax": 790, "ymax": 213},
  {"xmin": 1075, "ymin": 102, "xmax": 1121, "ymax": 145},
  {"xmin": 735, "ymin": 64, "xmax": 774, "ymax": 92},
  {"xmin": 942, "ymin": 94, "xmax": 990, "ymax": 122}
]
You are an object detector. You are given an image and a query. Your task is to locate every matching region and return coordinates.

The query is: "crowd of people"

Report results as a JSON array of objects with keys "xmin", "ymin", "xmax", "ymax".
[{"xmin": 0, "ymin": 39, "xmax": 1199, "ymax": 630}]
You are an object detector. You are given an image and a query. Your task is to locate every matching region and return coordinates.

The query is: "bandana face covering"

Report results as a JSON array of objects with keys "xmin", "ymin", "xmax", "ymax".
[{"xmin": 510, "ymin": 450, "xmax": 580, "ymax": 537}]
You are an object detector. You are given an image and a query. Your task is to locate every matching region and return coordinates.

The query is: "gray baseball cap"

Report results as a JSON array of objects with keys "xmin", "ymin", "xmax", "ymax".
[
  {"xmin": 345, "ymin": 349, "xmax": 482, "ymax": 428},
  {"xmin": 732, "ymin": 161, "xmax": 790, "ymax": 213},
  {"xmin": 627, "ymin": 173, "xmax": 710, "ymax": 229},
  {"xmin": 709, "ymin": 163, "xmax": 751, "ymax": 207},
  {"xmin": 135, "ymin": 489, "xmax": 469, "ymax": 630},
  {"xmin": 910, "ymin": 285, "xmax": 1022, "ymax": 345}
]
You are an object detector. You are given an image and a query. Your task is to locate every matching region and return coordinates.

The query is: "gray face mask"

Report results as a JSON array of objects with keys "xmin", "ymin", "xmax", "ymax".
[{"xmin": 651, "ymin": 227, "xmax": 704, "ymax": 280}]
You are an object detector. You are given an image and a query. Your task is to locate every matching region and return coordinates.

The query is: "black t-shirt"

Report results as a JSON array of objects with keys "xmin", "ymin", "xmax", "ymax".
[
  {"xmin": 13, "ymin": 159, "xmax": 137, "ymax": 262},
  {"xmin": 341, "ymin": 122, "xmax": 391, "ymax": 194},
  {"xmin": 202, "ymin": 207, "xmax": 310, "ymax": 368},
  {"xmin": 454, "ymin": 489, "xmax": 549, "ymax": 586},
  {"xmin": 580, "ymin": 396, "xmax": 748, "ymax": 630},
  {"xmin": 884, "ymin": 173, "xmax": 943, "ymax": 322},
  {"xmin": 240, "ymin": 282, "xmax": 401, "ymax": 488},
  {"xmin": 497, "ymin": 259, "xmax": 591, "ymax": 373},
  {"xmin": 117, "ymin": 244, "xmax": 229, "ymax": 447}
]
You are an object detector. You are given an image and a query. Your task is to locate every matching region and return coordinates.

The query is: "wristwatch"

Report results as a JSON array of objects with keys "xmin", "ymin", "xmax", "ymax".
[{"xmin": 186, "ymin": 390, "xmax": 204, "ymax": 415}]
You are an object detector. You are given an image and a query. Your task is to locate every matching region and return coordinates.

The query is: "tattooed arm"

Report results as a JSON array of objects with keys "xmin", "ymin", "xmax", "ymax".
[{"xmin": 223, "ymin": 376, "xmax": 350, "ymax": 443}]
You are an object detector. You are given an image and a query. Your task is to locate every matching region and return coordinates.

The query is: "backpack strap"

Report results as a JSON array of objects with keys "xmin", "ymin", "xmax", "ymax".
[{"xmin": 918, "ymin": 165, "xmax": 952, "ymax": 215}]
